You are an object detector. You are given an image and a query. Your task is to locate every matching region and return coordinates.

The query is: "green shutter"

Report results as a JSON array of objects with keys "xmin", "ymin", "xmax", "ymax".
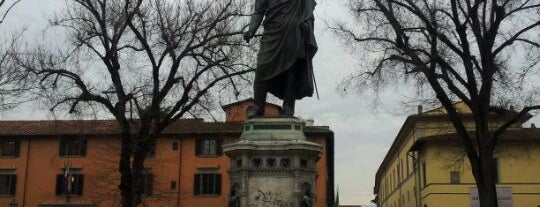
[
  {"xmin": 9, "ymin": 175, "xmax": 16, "ymax": 195},
  {"xmin": 81, "ymin": 138, "xmax": 87, "ymax": 156},
  {"xmin": 216, "ymin": 174, "xmax": 222, "ymax": 195},
  {"xmin": 194, "ymin": 174, "xmax": 200, "ymax": 195},
  {"xmin": 14, "ymin": 140, "xmax": 21, "ymax": 157},
  {"xmin": 195, "ymin": 140, "xmax": 202, "ymax": 155},
  {"xmin": 77, "ymin": 174, "xmax": 84, "ymax": 195},
  {"xmin": 59, "ymin": 138, "xmax": 66, "ymax": 156},
  {"xmin": 55, "ymin": 174, "xmax": 63, "ymax": 195},
  {"xmin": 217, "ymin": 139, "xmax": 223, "ymax": 155}
]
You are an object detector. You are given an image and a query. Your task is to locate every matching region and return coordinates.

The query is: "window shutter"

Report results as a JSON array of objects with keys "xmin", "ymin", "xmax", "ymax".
[
  {"xmin": 81, "ymin": 138, "xmax": 88, "ymax": 156},
  {"xmin": 59, "ymin": 138, "xmax": 66, "ymax": 156},
  {"xmin": 55, "ymin": 174, "xmax": 63, "ymax": 195},
  {"xmin": 9, "ymin": 175, "xmax": 16, "ymax": 195},
  {"xmin": 14, "ymin": 140, "xmax": 21, "ymax": 157},
  {"xmin": 217, "ymin": 139, "xmax": 223, "ymax": 155},
  {"xmin": 195, "ymin": 140, "xmax": 201, "ymax": 155},
  {"xmin": 77, "ymin": 174, "xmax": 84, "ymax": 195},
  {"xmin": 193, "ymin": 174, "xmax": 200, "ymax": 195},
  {"xmin": 216, "ymin": 174, "xmax": 222, "ymax": 195}
]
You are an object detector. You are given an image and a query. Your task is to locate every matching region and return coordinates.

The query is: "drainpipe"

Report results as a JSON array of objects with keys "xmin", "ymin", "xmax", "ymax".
[
  {"xmin": 22, "ymin": 137, "xmax": 31, "ymax": 207},
  {"xmin": 177, "ymin": 139, "xmax": 183, "ymax": 207}
]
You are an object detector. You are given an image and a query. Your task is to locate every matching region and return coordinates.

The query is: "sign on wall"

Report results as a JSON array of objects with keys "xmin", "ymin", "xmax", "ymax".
[{"xmin": 470, "ymin": 187, "xmax": 512, "ymax": 207}]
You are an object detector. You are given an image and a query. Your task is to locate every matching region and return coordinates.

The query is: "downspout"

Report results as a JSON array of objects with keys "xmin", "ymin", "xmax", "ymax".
[
  {"xmin": 412, "ymin": 128, "xmax": 421, "ymax": 207},
  {"xmin": 177, "ymin": 139, "xmax": 183, "ymax": 207},
  {"xmin": 22, "ymin": 137, "xmax": 31, "ymax": 207},
  {"xmin": 326, "ymin": 132, "xmax": 335, "ymax": 207}
]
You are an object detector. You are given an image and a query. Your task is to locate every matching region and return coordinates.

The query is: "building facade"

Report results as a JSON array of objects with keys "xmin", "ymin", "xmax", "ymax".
[
  {"xmin": 373, "ymin": 103, "xmax": 540, "ymax": 207},
  {"xmin": 0, "ymin": 100, "xmax": 334, "ymax": 207}
]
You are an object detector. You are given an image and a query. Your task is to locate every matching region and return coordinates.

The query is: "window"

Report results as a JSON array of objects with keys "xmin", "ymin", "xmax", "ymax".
[
  {"xmin": 400, "ymin": 158, "xmax": 404, "ymax": 179},
  {"xmin": 235, "ymin": 159, "xmax": 242, "ymax": 168},
  {"xmin": 450, "ymin": 171, "xmax": 460, "ymax": 184},
  {"xmin": 194, "ymin": 173, "xmax": 221, "ymax": 196},
  {"xmin": 266, "ymin": 158, "xmax": 276, "ymax": 168},
  {"xmin": 142, "ymin": 170, "xmax": 153, "ymax": 195},
  {"xmin": 59, "ymin": 137, "xmax": 87, "ymax": 157},
  {"xmin": 280, "ymin": 158, "xmax": 290, "ymax": 168},
  {"xmin": 300, "ymin": 159, "xmax": 308, "ymax": 168},
  {"xmin": 397, "ymin": 163, "xmax": 401, "ymax": 183},
  {"xmin": 172, "ymin": 142, "xmax": 179, "ymax": 151},
  {"xmin": 56, "ymin": 169, "xmax": 84, "ymax": 196},
  {"xmin": 0, "ymin": 170, "xmax": 16, "ymax": 195},
  {"xmin": 171, "ymin": 181, "xmax": 177, "ymax": 191},
  {"xmin": 407, "ymin": 156, "xmax": 410, "ymax": 175},
  {"xmin": 252, "ymin": 158, "xmax": 262, "ymax": 168},
  {"xmin": 0, "ymin": 140, "xmax": 20, "ymax": 157},
  {"xmin": 195, "ymin": 139, "xmax": 222, "ymax": 156}
]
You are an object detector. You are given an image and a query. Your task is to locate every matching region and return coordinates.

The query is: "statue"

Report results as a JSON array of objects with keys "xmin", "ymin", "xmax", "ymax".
[
  {"xmin": 244, "ymin": 0, "xmax": 318, "ymax": 118},
  {"xmin": 301, "ymin": 184, "xmax": 313, "ymax": 207},
  {"xmin": 228, "ymin": 185, "xmax": 240, "ymax": 207}
]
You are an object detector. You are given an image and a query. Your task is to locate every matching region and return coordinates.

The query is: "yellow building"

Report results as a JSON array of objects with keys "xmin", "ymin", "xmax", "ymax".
[{"xmin": 373, "ymin": 103, "xmax": 540, "ymax": 207}]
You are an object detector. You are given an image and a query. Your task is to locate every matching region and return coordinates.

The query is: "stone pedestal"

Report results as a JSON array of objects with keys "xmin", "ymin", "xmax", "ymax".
[{"xmin": 223, "ymin": 117, "xmax": 322, "ymax": 207}]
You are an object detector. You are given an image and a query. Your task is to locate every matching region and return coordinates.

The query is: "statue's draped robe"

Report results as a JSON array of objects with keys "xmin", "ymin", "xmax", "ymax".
[{"xmin": 252, "ymin": 0, "xmax": 318, "ymax": 99}]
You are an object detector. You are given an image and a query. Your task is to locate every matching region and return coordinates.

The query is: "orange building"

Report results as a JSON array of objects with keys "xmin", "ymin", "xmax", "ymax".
[{"xmin": 0, "ymin": 99, "xmax": 334, "ymax": 207}]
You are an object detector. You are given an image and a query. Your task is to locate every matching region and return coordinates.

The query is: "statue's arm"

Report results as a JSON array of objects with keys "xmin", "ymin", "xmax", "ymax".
[
  {"xmin": 245, "ymin": 0, "xmax": 266, "ymax": 41},
  {"xmin": 248, "ymin": 0, "xmax": 266, "ymax": 33}
]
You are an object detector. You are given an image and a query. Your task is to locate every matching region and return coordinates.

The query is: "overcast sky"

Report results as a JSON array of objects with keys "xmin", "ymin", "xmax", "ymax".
[{"xmin": 1, "ymin": 0, "xmax": 539, "ymax": 206}]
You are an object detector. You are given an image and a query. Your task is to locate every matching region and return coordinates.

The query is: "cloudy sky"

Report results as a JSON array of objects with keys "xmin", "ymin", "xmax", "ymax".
[{"xmin": 1, "ymin": 0, "xmax": 539, "ymax": 206}]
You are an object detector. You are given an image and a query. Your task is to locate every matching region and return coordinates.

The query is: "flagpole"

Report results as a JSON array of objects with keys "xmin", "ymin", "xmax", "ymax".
[{"xmin": 64, "ymin": 149, "xmax": 71, "ymax": 203}]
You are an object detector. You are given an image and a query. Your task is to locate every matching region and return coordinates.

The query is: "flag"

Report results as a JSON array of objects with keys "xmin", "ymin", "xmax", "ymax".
[
  {"xmin": 334, "ymin": 186, "xmax": 340, "ymax": 207},
  {"xmin": 64, "ymin": 161, "xmax": 72, "ymax": 195}
]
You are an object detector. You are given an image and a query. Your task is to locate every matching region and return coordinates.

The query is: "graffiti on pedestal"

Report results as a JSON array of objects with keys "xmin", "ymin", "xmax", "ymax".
[{"xmin": 252, "ymin": 190, "xmax": 293, "ymax": 207}]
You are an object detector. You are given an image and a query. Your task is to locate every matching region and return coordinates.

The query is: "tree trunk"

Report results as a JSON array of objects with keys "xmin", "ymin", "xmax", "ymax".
[
  {"xmin": 119, "ymin": 131, "xmax": 136, "ymax": 207},
  {"xmin": 476, "ymin": 151, "xmax": 498, "ymax": 207},
  {"xmin": 471, "ymin": 127, "xmax": 499, "ymax": 207}
]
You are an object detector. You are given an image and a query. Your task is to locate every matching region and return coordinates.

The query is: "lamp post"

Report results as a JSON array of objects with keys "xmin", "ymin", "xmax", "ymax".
[{"xmin": 9, "ymin": 198, "xmax": 17, "ymax": 207}]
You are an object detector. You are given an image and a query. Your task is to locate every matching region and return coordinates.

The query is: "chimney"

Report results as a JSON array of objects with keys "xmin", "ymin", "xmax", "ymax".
[
  {"xmin": 532, "ymin": 123, "xmax": 536, "ymax": 128},
  {"xmin": 417, "ymin": 105, "xmax": 423, "ymax": 114}
]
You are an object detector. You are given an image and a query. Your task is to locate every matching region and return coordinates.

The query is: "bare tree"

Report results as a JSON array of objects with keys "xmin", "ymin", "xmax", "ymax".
[
  {"xmin": 332, "ymin": 0, "xmax": 540, "ymax": 207},
  {"xmin": 0, "ymin": 0, "xmax": 20, "ymax": 24},
  {"xmin": 0, "ymin": 0, "xmax": 27, "ymax": 110},
  {"xmin": 15, "ymin": 0, "xmax": 252, "ymax": 206}
]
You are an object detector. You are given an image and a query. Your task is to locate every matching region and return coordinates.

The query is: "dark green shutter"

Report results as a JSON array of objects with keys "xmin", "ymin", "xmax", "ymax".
[
  {"xmin": 59, "ymin": 138, "xmax": 66, "ymax": 156},
  {"xmin": 55, "ymin": 174, "xmax": 63, "ymax": 195},
  {"xmin": 194, "ymin": 174, "xmax": 200, "ymax": 195},
  {"xmin": 216, "ymin": 174, "xmax": 222, "ymax": 195},
  {"xmin": 77, "ymin": 174, "xmax": 84, "ymax": 195},
  {"xmin": 217, "ymin": 139, "xmax": 223, "ymax": 155},
  {"xmin": 9, "ymin": 175, "xmax": 16, "ymax": 195},
  {"xmin": 81, "ymin": 138, "xmax": 87, "ymax": 156},
  {"xmin": 195, "ymin": 140, "xmax": 201, "ymax": 155},
  {"xmin": 14, "ymin": 140, "xmax": 20, "ymax": 157}
]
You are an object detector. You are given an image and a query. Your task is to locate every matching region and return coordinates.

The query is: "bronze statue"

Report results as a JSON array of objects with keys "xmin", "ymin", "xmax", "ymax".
[
  {"xmin": 228, "ymin": 185, "xmax": 240, "ymax": 207},
  {"xmin": 244, "ymin": 0, "xmax": 318, "ymax": 118}
]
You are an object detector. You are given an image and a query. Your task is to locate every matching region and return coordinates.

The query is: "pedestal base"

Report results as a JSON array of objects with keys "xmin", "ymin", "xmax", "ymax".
[{"xmin": 223, "ymin": 117, "xmax": 322, "ymax": 207}]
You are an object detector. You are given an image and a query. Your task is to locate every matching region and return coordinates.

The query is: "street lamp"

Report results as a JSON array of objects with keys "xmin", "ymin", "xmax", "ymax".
[{"xmin": 9, "ymin": 198, "xmax": 17, "ymax": 207}]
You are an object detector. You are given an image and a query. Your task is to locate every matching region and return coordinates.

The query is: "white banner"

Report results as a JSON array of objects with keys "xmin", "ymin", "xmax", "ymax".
[{"xmin": 470, "ymin": 187, "xmax": 512, "ymax": 207}]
